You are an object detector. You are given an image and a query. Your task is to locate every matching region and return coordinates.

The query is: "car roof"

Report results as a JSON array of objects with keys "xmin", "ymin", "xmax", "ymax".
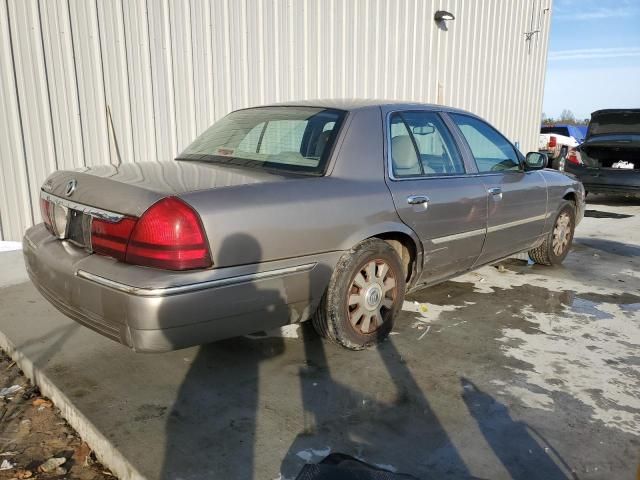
[{"xmin": 259, "ymin": 98, "xmax": 471, "ymax": 114}]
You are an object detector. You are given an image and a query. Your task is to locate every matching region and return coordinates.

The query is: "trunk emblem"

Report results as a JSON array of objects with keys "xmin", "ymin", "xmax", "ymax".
[{"xmin": 65, "ymin": 179, "xmax": 77, "ymax": 197}]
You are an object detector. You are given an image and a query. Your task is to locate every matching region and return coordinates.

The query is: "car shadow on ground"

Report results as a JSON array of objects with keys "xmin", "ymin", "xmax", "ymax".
[
  {"xmin": 586, "ymin": 193, "xmax": 640, "ymax": 207},
  {"xmin": 158, "ymin": 233, "xmax": 574, "ymax": 479}
]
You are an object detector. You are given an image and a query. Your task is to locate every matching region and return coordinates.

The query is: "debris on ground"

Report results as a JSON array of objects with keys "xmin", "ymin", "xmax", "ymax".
[
  {"xmin": 38, "ymin": 457, "xmax": 66, "ymax": 473},
  {"xmin": 0, "ymin": 350, "xmax": 115, "ymax": 480},
  {"xmin": 0, "ymin": 385, "xmax": 22, "ymax": 399}
]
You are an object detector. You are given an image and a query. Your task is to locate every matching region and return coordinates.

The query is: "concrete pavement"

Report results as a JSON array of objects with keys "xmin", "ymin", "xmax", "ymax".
[{"xmin": 0, "ymin": 195, "xmax": 638, "ymax": 480}]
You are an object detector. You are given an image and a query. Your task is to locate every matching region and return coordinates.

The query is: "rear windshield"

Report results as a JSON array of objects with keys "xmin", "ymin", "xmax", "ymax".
[
  {"xmin": 541, "ymin": 126, "xmax": 570, "ymax": 137},
  {"xmin": 178, "ymin": 106, "xmax": 346, "ymax": 175},
  {"xmin": 588, "ymin": 111, "xmax": 640, "ymax": 136}
]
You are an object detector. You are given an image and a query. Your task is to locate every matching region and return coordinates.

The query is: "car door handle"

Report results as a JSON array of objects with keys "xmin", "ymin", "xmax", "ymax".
[
  {"xmin": 487, "ymin": 187, "xmax": 502, "ymax": 195},
  {"xmin": 407, "ymin": 195, "xmax": 430, "ymax": 205}
]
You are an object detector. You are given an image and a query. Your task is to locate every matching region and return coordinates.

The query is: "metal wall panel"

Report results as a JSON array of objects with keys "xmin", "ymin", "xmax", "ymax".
[{"xmin": 0, "ymin": 0, "xmax": 551, "ymax": 240}]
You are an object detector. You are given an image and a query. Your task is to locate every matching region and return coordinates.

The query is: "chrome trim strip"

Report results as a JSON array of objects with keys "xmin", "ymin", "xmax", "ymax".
[
  {"xmin": 487, "ymin": 213, "xmax": 547, "ymax": 233},
  {"xmin": 76, "ymin": 262, "xmax": 317, "ymax": 297},
  {"xmin": 431, "ymin": 228, "xmax": 486, "ymax": 245},
  {"xmin": 40, "ymin": 191, "xmax": 124, "ymax": 223}
]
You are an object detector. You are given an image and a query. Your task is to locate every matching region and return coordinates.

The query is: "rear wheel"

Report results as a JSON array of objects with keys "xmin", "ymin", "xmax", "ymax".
[
  {"xmin": 529, "ymin": 200, "xmax": 576, "ymax": 266},
  {"xmin": 313, "ymin": 238, "xmax": 406, "ymax": 350}
]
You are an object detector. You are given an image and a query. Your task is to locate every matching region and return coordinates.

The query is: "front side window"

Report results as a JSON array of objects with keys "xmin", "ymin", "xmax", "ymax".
[
  {"xmin": 179, "ymin": 107, "xmax": 346, "ymax": 175},
  {"xmin": 389, "ymin": 111, "xmax": 464, "ymax": 177},
  {"xmin": 450, "ymin": 114, "xmax": 521, "ymax": 173}
]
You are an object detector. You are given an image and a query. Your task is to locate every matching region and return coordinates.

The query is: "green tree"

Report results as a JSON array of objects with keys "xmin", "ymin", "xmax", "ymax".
[{"xmin": 559, "ymin": 109, "xmax": 577, "ymax": 124}]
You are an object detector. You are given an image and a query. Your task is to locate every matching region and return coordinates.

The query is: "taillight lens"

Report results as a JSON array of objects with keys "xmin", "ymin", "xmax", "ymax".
[
  {"xmin": 567, "ymin": 148, "xmax": 582, "ymax": 165},
  {"xmin": 91, "ymin": 217, "xmax": 137, "ymax": 261},
  {"xmin": 124, "ymin": 197, "xmax": 212, "ymax": 270},
  {"xmin": 40, "ymin": 198, "xmax": 53, "ymax": 232},
  {"xmin": 548, "ymin": 136, "xmax": 557, "ymax": 148}
]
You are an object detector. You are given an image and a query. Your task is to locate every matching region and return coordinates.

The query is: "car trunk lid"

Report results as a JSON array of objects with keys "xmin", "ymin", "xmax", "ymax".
[{"xmin": 42, "ymin": 160, "xmax": 290, "ymax": 218}]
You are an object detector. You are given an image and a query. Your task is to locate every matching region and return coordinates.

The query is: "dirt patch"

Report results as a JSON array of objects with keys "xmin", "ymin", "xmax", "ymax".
[{"xmin": 0, "ymin": 351, "xmax": 115, "ymax": 480}]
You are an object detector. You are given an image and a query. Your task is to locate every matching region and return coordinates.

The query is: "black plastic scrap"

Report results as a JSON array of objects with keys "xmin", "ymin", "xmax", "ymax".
[{"xmin": 294, "ymin": 453, "xmax": 420, "ymax": 480}]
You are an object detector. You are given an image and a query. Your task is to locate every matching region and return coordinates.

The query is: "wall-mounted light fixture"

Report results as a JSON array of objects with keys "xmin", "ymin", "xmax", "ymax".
[
  {"xmin": 434, "ymin": 10, "xmax": 455, "ymax": 31},
  {"xmin": 434, "ymin": 10, "xmax": 455, "ymax": 22}
]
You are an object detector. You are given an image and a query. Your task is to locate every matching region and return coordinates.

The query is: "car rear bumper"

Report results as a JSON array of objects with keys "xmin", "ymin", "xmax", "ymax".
[
  {"xmin": 23, "ymin": 224, "xmax": 336, "ymax": 352},
  {"xmin": 564, "ymin": 164, "xmax": 640, "ymax": 195}
]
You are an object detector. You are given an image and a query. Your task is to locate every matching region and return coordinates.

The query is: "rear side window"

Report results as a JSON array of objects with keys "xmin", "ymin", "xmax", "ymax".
[
  {"xmin": 179, "ymin": 107, "xmax": 346, "ymax": 175},
  {"xmin": 450, "ymin": 114, "xmax": 521, "ymax": 173},
  {"xmin": 389, "ymin": 111, "xmax": 464, "ymax": 177}
]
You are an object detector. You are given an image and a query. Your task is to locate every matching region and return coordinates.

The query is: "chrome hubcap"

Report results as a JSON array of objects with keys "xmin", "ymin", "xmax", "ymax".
[
  {"xmin": 347, "ymin": 259, "xmax": 397, "ymax": 334},
  {"xmin": 552, "ymin": 212, "xmax": 572, "ymax": 256}
]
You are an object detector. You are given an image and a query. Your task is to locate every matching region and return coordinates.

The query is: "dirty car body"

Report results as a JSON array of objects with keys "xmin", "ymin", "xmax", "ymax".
[
  {"xmin": 23, "ymin": 100, "xmax": 585, "ymax": 352},
  {"xmin": 566, "ymin": 109, "xmax": 640, "ymax": 195}
]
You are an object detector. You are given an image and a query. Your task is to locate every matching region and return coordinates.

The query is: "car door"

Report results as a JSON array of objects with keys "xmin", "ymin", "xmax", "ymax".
[
  {"xmin": 384, "ymin": 110, "xmax": 488, "ymax": 285},
  {"xmin": 447, "ymin": 113, "xmax": 547, "ymax": 265}
]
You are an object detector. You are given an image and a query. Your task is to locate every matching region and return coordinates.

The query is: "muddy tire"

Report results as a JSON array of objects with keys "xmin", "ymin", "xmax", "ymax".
[
  {"xmin": 312, "ymin": 238, "xmax": 406, "ymax": 350},
  {"xmin": 529, "ymin": 200, "xmax": 576, "ymax": 266}
]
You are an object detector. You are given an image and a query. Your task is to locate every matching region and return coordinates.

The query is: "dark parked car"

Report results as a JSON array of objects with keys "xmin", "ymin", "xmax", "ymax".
[
  {"xmin": 565, "ymin": 109, "xmax": 640, "ymax": 195},
  {"xmin": 24, "ymin": 100, "xmax": 585, "ymax": 352}
]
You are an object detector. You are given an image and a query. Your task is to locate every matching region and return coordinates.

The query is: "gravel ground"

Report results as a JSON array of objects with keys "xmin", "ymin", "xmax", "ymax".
[{"xmin": 0, "ymin": 351, "xmax": 114, "ymax": 480}]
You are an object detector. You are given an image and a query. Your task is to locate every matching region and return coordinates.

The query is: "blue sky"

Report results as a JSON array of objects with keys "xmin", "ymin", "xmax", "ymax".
[{"xmin": 543, "ymin": 0, "xmax": 640, "ymax": 120}]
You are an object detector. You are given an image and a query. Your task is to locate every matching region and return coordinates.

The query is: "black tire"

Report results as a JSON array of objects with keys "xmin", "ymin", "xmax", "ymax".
[
  {"xmin": 312, "ymin": 238, "xmax": 406, "ymax": 350},
  {"xmin": 529, "ymin": 200, "xmax": 576, "ymax": 266}
]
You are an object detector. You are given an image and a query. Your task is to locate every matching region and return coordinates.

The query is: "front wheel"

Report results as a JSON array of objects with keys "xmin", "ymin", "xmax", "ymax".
[
  {"xmin": 529, "ymin": 200, "xmax": 576, "ymax": 266},
  {"xmin": 313, "ymin": 238, "xmax": 406, "ymax": 350}
]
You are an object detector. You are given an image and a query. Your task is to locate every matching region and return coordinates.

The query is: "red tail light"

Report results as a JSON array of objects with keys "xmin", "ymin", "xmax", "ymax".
[
  {"xmin": 40, "ymin": 198, "xmax": 53, "ymax": 232},
  {"xmin": 548, "ymin": 136, "xmax": 557, "ymax": 148},
  {"xmin": 567, "ymin": 148, "xmax": 582, "ymax": 165},
  {"xmin": 91, "ymin": 217, "xmax": 137, "ymax": 261},
  {"xmin": 124, "ymin": 197, "xmax": 212, "ymax": 270}
]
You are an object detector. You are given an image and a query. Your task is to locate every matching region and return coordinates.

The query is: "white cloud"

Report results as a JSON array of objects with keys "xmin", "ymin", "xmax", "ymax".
[
  {"xmin": 556, "ymin": 8, "xmax": 638, "ymax": 20},
  {"xmin": 549, "ymin": 47, "xmax": 640, "ymax": 61},
  {"xmin": 553, "ymin": 1, "xmax": 640, "ymax": 21}
]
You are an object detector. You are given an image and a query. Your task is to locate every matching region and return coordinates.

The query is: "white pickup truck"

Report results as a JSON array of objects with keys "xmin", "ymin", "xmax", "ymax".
[
  {"xmin": 539, "ymin": 133, "xmax": 577, "ymax": 170},
  {"xmin": 539, "ymin": 125, "xmax": 585, "ymax": 170}
]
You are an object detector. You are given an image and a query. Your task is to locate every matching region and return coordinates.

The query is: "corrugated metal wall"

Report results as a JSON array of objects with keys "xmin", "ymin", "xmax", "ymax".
[{"xmin": 0, "ymin": 0, "xmax": 551, "ymax": 241}]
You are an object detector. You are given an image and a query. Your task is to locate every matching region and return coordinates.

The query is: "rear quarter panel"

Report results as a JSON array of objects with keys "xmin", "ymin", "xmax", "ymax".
[{"xmin": 540, "ymin": 169, "xmax": 585, "ymax": 228}]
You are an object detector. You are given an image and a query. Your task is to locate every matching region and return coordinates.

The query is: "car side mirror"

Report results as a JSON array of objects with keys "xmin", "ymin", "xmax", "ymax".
[{"xmin": 525, "ymin": 152, "xmax": 548, "ymax": 170}]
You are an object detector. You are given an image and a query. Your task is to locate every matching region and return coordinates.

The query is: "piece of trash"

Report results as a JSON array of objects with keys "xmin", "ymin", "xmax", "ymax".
[
  {"xmin": 418, "ymin": 325, "xmax": 431, "ymax": 340},
  {"xmin": 32, "ymin": 398, "xmax": 53, "ymax": 409},
  {"xmin": 389, "ymin": 331, "xmax": 399, "ymax": 335},
  {"xmin": 497, "ymin": 264, "xmax": 506, "ymax": 273},
  {"xmin": 0, "ymin": 459, "xmax": 14, "ymax": 470},
  {"xmin": 296, "ymin": 447, "xmax": 332, "ymax": 462},
  {"xmin": 0, "ymin": 385, "xmax": 22, "ymax": 398},
  {"xmin": 312, "ymin": 382, "xmax": 318, "ymax": 387},
  {"xmin": 593, "ymin": 253, "xmax": 599, "ymax": 257},
  {"xmin": 5, "ymin": 361, "xmax": 15, "ymax": 370},
  {"xmin": 0, "ymin": 452, "xmax": 18, "ymax": 456},
  {"xmin": 479, "ymin": 277, "xmax": 486, "ymax": 283},
  {"xmin": 38, "ymin": 457, "xmax": 66, "ymax": 473},
  {"xmin": 527, "ymin": 258, "xmax": 534, "ymax": 266}
]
